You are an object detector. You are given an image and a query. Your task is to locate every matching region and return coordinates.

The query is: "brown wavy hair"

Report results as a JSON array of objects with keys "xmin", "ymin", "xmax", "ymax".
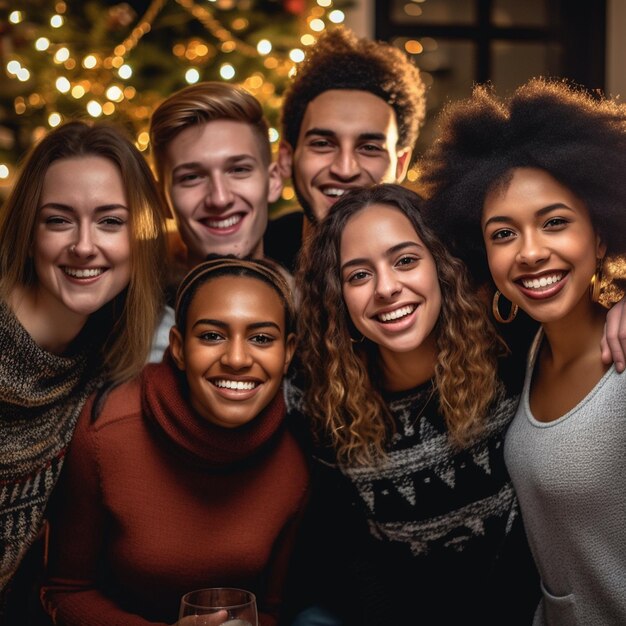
[
  {"xmin": 297, "ymin": 184, "xmax": 500, "ymax": 466},
  {"xmin": 0, "ymin": 120, "xmax": 167, "ymax": 383}
]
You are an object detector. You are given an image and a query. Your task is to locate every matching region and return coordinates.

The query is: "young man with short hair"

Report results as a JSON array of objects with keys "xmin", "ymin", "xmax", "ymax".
[
  {"xmin": 148, "ymin": 82, "xmax": 283, "ymax": 359},
  {"xmin": 265, "ymin": 27, "xmax": 426, "ymax": 270}
]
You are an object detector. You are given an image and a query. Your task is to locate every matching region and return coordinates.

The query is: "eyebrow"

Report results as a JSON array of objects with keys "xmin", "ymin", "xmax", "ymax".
[
  {"xmin": 172, "ymin": 154, "xmax": 258, "ymax": 175},
  {"xmin": 192, "ymin": 318, "xmax": 282, "ymax": 332},
  {"xmin": 482, "ymin": 203, "xmax": 574, "ymax": 230},
  {"xmin": 341, "ymin": 241, "xmax": 423, "ymax": 272},
  {"xmin": 304, "ymin": 128, "xmax": 387, "ymax": 142},
  {"xmin": 39, "ymin": 203, "xmax": 128, "ymax": 213}
]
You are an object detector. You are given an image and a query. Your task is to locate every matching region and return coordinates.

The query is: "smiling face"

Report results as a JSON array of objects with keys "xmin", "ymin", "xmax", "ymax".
[
  {"xmin": 165, "ymin": 120, "xmax": 282, "ymax": 266},
  {"xmin": 169, "ymin": 275, "xmax": 296, "ymax": 429},
  {"xmin": 32, "ymin": 156, "xmax": 131, "ymax": 325},
  {"xmin": 340, "ymin": 203, "xmax": 441, "ymax": 361},
  {"xmin": 282, "ymin": 90, "xmax": 411, "ymax": 222},
  {"xmin": 482, "ymin": 167, "xmax": 606, "ymax": 325}
]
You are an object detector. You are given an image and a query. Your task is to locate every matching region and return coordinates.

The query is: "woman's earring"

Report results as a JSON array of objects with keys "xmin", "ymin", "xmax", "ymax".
[
  {"xmin": 589, "ymin": 257, "xmax": 604, "ymax": 303},
  {"xmin": 350, "ymin": 333, "xmax": 365, "ymax": 344},
  {"xmin": 492, "ymin": 290, "xmax": 518, "ymax": 324}
]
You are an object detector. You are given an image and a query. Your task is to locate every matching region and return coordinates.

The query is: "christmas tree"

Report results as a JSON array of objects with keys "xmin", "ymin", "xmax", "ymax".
[{"xmin": 0, "ymin": 0, "xmax": 352, "ymax": 207}]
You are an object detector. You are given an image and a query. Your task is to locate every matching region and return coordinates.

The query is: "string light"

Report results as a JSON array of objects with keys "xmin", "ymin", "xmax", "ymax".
[
  {"xmin": 185, "ymin": 68, "xmax": 200, "ymax": 83},
  {"xmin": 219, "ymin": 63, "xmax": 235, "ymax": 80},
  {"xmin": 55, "ymin": 77, "xmax": 71, "ymax": 93},
  {"xmin": 35, "ymin": 38, "xmax": 51, "ymax": 52},
  {"xmin": 9, "ymin": 11, "xmax": 23, "ymax": 24},
  {"xmin": 0, "ymin": 165, "xmax": 10, "ymax": 179},
  {"xmin": 50, "ymin": 14, "xmax": 64, "ymax": 28},
  {"xmin": 86, "ymin": 100, "xmax": 103, "ymax": 117}
]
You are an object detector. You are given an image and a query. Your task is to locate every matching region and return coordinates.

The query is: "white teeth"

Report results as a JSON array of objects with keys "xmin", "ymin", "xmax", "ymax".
[
  {"xmin": 521, "ymin": 273, "xmax": 563, "ymax": 289},
  {"xmin": 63, "ymin": 267, "xmax": 104, "ymax": 278},
  {"xmin": 213, "ymin": 379, "xmax": 257, "ymax": 390},
  {"xmin": 206, "ymin": 215, "xmax": 242, "ymax": 229},
  {"xmin": 378, "ymin": 305, "xmax": 416, "ymax": 322},
  {"xmin": 323, "ymin": 188, "xmax": 347, "ymax": 198}
]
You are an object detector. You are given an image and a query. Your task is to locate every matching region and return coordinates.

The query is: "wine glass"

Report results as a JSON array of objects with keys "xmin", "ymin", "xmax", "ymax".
[{"xmin": 177, "ymin": 587, "xmax": 258, "ymax": 626}]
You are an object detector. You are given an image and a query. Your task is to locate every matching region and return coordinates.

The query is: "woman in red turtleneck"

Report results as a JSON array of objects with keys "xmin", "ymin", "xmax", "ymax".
[{"xmin": 41, "ymin": 258, "xmax": 309, "ymax": 626}]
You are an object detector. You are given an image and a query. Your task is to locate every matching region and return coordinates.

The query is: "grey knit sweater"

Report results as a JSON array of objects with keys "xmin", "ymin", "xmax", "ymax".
[
  {"xmin": 505, "ymin": 331, "xmax": 626, "ymax": 626},
  {"xmin": 0, "ymin": 301, "xmax": 99, "ymax": 593}
]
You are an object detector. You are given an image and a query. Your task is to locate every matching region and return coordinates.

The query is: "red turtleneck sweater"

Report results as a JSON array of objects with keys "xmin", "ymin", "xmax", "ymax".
[{"xmin": 41, "ymin": 357, "xmax": 309, "ymax": 626}]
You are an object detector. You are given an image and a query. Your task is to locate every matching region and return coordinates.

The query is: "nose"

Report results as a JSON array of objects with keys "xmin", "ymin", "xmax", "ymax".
[
  {"xmin": 220, "ymin": 337, "xmax": 253, "ymax": 370},
  {"xmin": 374, "ymin": 267, "xmax": 401, "ymax": 300},
  {"xmin": 205, "ymin": 174, "xmax": 234, "ymax": 211},
  {"xmin": 516, "ymin": 232, "xmax": 549, "ymax": 266},
  {"xmin": 329, "ymin": 146, "xmax": 360, "ymax": 181},
  {"xmin": 71, "ymin": 224, "xmax": 97, "ymax": 258}
]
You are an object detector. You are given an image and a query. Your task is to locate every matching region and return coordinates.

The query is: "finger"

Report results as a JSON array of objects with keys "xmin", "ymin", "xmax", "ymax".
[{"xmin": 604, "ymin": 302, "xmax": 626, "ymax": 372}]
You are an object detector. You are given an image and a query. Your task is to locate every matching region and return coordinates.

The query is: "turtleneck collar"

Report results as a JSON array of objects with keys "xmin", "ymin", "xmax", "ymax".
[{"xmin": 141, "ymin": 352, "xmax": 287, "ymax": 468}]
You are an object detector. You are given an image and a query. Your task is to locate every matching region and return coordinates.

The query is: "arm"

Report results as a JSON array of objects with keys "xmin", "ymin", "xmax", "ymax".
[
  {"xmin": 601, "ymin": 298, "xmax": 626, "ymax": 372},
  {"xmin": 41, "ymin": 399, "xmax": 168, "ymax": 626}
]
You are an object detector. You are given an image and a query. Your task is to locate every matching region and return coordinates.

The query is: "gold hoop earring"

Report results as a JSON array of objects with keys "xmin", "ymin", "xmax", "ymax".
[
  {"xmin": 589, "ymin": 258, "xmax": 604, "ymax": 303},
  {"xmin": 492, "ymin": 290, "xmax": 518, "ymax": 324}
]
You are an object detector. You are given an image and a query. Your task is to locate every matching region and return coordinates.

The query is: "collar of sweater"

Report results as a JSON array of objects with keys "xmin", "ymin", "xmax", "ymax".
[{"xmin": 141, "ymin": 353, "xmax": 286, "ymax": 468}]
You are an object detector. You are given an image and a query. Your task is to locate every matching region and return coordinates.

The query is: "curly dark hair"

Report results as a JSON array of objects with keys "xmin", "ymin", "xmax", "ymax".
[
  {"xmin": 296, "ymin": 183, "xmax": 500, "ymax": 466},
  {"xmin": 281, "ymin": 26, "xmax": 426, "ymax": 153},
  {"xmin": 420, "ymin": 78, "xmax": 626, "ymax": 285}
]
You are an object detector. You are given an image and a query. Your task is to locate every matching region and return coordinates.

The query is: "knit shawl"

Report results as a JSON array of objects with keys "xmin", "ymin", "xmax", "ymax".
[{"xmin": 0, "ymin": 302, "xmax": 99, "ymax": 590}]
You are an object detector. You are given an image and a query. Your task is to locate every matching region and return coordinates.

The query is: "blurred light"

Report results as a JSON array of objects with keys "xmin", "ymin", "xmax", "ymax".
[
  {"xmin": 111, "ymin": 56, "xmax": 124, "ymax": 68},
  {"xmin": 118, "ymin": 64, "xmax": 132, "ymax": 79},
  {"xmin": 55, "ymin": 76, "xmax": 71, "ymax": 93},
  {"xmin": 137, "ymin": 131, "xmax": 150, "ymax": 146},
  {"xmin": 289, "ymin": 48, "xmax": 305, "ymax": 63},
  {"xmin": 282, "ymin": 186, "xmax": 295, "ymax": 201},
  {"xmin": 301, "ymin": 34, "xmax": 316, "ymax": 46},
  {"xmin": 309, "ymin": 19, "xmax": 325, "ymax": 32},
  {"xmin": 102, "ymin": 102, "xmax": 115, "ymax": 115},
  {"xmin": 50, "ymin": 14, "xmax": 64, "ymax": 28},
  {"xmin": 196, "ymin": 43, "xmax": 209, "ymax": 56},
  {"xmin": 185, "ymin": 68, "xmax": 200, "ymax": 83},
  {"xmin": 48, "ymin": 113, "xmax": 62, "ymax": 127},
  {"xmin": 28, "ymin": 93, "xmax": 42, "ymax": 106},
  {"xmin": 54, "ymin": 48, "xmax": 70, "ymax": 63},
  {"xmin": 406, "ymin": 168, "xmax": 418, "ymax": 182},
  {"xmin": 106, "ymin": 85, "xmax": 124, "ymax": 101},
  {"xmin": 221, "ymin": 41, "xmax": 236, "ymax": 53},
  {"xmin": 257, "ymin": 39, "xmax": 272, "ymax": 55},
  {"xmin": 35, "ymin": 38, "xmax": 51, "ymax": 51},
  {"xmin": 404, "ymin": 3, "xmax": 423, "ymax": 16},
  {"xmin": 9, "ymin": 11, "xmax": 23, "ymax": 24},
  {"xmin": 71, "ymin": 85, "xmax": 86, "ymax": 98},
  {"xmin": 268, "ymin": 128, "xmax": 279, "ymax": 143},
  {"xmin": 86, "ymin": 100, "xmax": 103, "ymax": 117},
  {"xmin": 232, "ymin": 18, "xmax": 248, "ymax": 30},
  {"xmin": 246, "ymin": 75, "xmax": 263, "ymax": 89},
  {"xmin": 55, "ymin": 2, "xmax": 67, "ymax": 13},
  {"xmin": 124, "ymin": 86, "xmax": 136, "ymax": 99},
  {"xmin": 17, "ymin": 68, "xmax": 30, "ymax": 82},
  {"xmin": 328, "ymin": 10, "xmax": 345, "ymax": 23},
  {"xmin": 264, "ymin": 57, "xmax": 278, "ymax": 69},
  {"xmin": 0, "ymin": 164, "xmax": 9, "ymax": 179},
  {"xmin": 219, "ymin": 64, "xmax": 235, "ymax": 80},
  {"xmin": 6, "ymin": 61, "xmax": 21, "ymax": 75},
  {"xmin": 114, "ymin": 45, "xmax": 126, "ymax": 56},
  {"xmin": 83, "ymin": 54, "xmax": 97, "ymax": 69},
  {"xmin": 317, "ymin": 0, "xmax": 332, "ymax": 6},
  {"xmin": 405, "ymin": 40, "xmax": 423, "ymax": 54}
]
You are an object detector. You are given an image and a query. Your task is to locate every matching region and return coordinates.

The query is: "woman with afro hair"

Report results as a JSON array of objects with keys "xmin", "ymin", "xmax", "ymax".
[{"xmin": 420, "ymin": 78, "xmax": 626, "ymax": 625}]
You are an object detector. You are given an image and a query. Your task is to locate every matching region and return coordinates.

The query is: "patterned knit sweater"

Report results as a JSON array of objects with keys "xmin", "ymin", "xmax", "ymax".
[
  {"xmin": 0, "ymin": 301, "xmax": 99, "ymax": 594},
  {"xmin": 284, "ymin": 378, "xmax": 539, "ymax": 625}
]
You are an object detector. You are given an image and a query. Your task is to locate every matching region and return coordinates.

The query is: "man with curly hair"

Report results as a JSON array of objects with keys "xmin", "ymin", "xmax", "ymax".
[{"xmin": 265, "ymin": 26, "xmax": 426, "ymax": 271}]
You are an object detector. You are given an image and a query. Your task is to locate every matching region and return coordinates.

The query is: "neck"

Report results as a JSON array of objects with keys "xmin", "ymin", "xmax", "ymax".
[
  {"xmin": 8, "ymin": 285, "xmax": 87, "ymax": 354},
  {"xmin": 541, "ymin": 298, "xmax": 607, "ymax": 368},
  {"xmin": 378, "ymin": 333, "xmax": 438, "ymax": 392}
]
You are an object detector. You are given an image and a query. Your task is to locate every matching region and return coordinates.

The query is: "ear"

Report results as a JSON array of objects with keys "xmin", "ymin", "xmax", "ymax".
[
  {"xmin": 596, "ymin": 235, "xmax": 607, "ymax": 260},
  {"xmin": 169, "ymin": 326, "xmax": 186, "ymax": 371},
  {"xmin": 395, "ymin": 147, "xmax": 413, "ymax": 183},
  {"xmin": 283, "ymin": 332, "xmax": 297, "ymax": 374},
  {"xmin": 277, "ymin": 141, "xmax": 294, "ymax": 180},
  {"xmin": 267, "ymin": 162, "xmax": 283, "ymax": 204}
]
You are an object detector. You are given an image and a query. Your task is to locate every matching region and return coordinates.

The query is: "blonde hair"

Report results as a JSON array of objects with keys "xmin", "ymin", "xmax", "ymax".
[
  {"xmin": 149, "ymin": 81, "xmax": 271, "ymax": 198},
  {"xmin": 0, "ymin": 120, "xmax": 167, "ymax": 383},
  {"xmin": 297, "ymin": 184, "xmax": 500, "ymax": 466}
]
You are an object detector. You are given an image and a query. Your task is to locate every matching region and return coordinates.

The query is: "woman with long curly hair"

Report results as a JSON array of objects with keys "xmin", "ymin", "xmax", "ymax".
[
  {"xmin": 419, "ymin": 78, "xmax": 626, "ymax": 625},
  {"xmin": 286, "ymin": 183, "xmax": 538, "ymax": 626}
]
